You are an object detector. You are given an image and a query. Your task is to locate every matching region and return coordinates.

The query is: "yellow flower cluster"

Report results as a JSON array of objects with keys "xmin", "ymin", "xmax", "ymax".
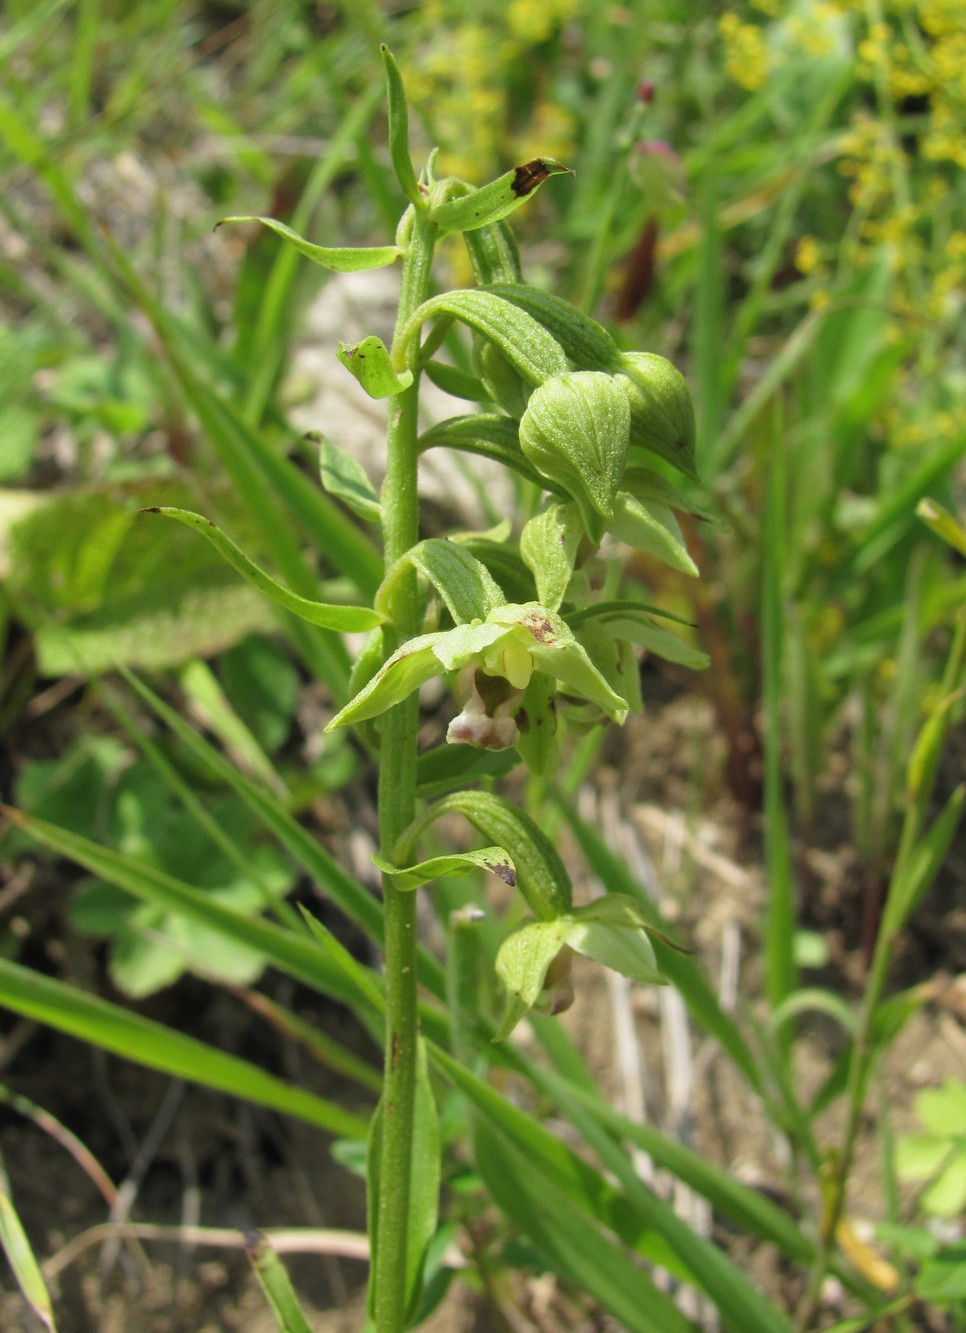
[
  {"xmin": 720, "ymin": 0, "xmax": 965, "ymax": 453},
  {"xmin": 406, "ymin": 0, "xmax": 581, "ymax": 187},
  {"xmin": 719, "ymin": 13, "xmax": 770, "ymax": 91}
]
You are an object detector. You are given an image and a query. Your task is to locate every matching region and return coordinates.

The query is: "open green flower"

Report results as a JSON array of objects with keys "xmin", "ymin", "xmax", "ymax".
[{"xmin": 325, "ymin": 601, "xmax": 628, "ymax": 749}]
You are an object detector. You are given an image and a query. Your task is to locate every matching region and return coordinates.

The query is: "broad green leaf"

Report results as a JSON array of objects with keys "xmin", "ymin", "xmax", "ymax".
[
  {"xmin": 520, "ymin": 502, "xmax": 583, "ymax": 610},
  {"xmin": 567, "ymin": 895, "xmax": 667, "ymax": 986},
  {"xmin": 377, "ymin": 539, "xmax": 505, "ymax": 625},
  {"xmin": 519, "ymin": 372, "xmax": 630, "ymax": 544},
  {"xmin": 247, "ymin": 1236, "xmax": 314, "ymax": 1333},
  {"xmin": 316, "ymin": 434, "xmax": 382, "ymax": 523},
  {"xmin": 0, "ymin": 1154, "xmax": 56, "ymax": 1332},
  {"xmin": 620, "ymin": 352, "xmax": 699, "ymax": 480},
  {"xmin": 430, "ymin": 158, "xmax": 572, "ymax": 233},
  {"xmin": 4, "ymin": 483, "xmax": 276, "ymax": 674},
  {"xmin": 399, "ymin": 790, "xmax": 572, "ymax": 919},
  {"xmin": 216, "ymin": 215, "xmax": 402, "ymax": 272},
  {"xmin": 400, "ymin": 290, "xmax": 568, "ymax": 388},
  {"xmin": 916, "ymin": 1245, "xmax": 966, "ymax": 1303},
  {"xmin": 373, "ymin": 846, "xmax": 514, "ymax": 892},
  {"xmin": 337, "ymin": 335, "xmax": 413, "ymax": 399},
  {"xmin": 0, "ymin": 957, "xmax": 366, "ymax": 1138}
]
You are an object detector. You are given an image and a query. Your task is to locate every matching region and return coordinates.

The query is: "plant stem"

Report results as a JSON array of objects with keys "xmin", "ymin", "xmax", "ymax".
[{"xmin": 373, "ymin": 206, "xmax": 436, "ymax": 1333}]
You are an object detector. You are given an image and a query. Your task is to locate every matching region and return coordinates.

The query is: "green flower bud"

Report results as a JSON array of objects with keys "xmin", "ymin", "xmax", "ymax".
[
  {"xmin": 519, "ymin": 371, "xmax": 630, "ymax": 544},
  {"xmin": 618, "ymin": 352, "xmax": 698, "ymax": 479}
]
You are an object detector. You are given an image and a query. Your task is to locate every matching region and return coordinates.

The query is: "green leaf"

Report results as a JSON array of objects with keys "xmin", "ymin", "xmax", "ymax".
[
  {"xmin": 567, "ymin": 895, "xmax": 667, "ymax": 986},
  {"xmin": 917, "ymin": 498, "xmax": 966, "ymax": 556},
  {"xmin": 520, "ymin": 502, "xmax": 583, "ymax": 611},
  {"xmin": 519, "ymin": 371, "xmax": 630, "ymax": 544},
  {"xmin": 619, "ymin": 352, "xmax": 699, "ymax": 480},
  {"xmin": 325, "ymin": 624, "xmax": 504, "ymax": 732},
  {"xmin": 473, "ymin": 1120, "xmax": 695, "ymax": 1333},
  {"xmin": 0, "ymin": 956, "xmax": 367, "ymax": 1139},
  {"xmin": 377, "ymin": 539, "xmax": 506, "ymax": 625},
  {"xmin": 380, "ymin": 45, "xmax": 422, "ymax": 207},
  {"xmin": 0, "ymin": 1154, "xmax": 56, "ymax": 1332},
  {"xmin": 367, "ymin": 1039, "xmax": 440, "ymax": 1322},
  {"xmin": 916, "ymin": 1244, "xmax": 966, "ymax": 1303},
  {"xmin": 571, "ymin": 603, "xmax": 709, "ymax": 670},
  {"xmin": 418, "ymin": 413, "xmax": 546, "ymax": 486},
  {"xmin": 609, "ymin": 492, "xmax": 699, "ymax": 576},
  {"xmin": 483, "ymin": 283, "xmax": 621, "ymax": 372},
  {"xmin": 422, "ymin": 360, "xmax": 490, "ymax": 402},
  {"xmin": 514, "ymin": 670, "xmax": 559, "ymax": 777},
  {"xmin": 430, "ymin": 158, "xmax": 572, "ymax": 233},
  {"xmin": 373, "ymin": 846, "xmax": 515, "ymax": 893},
  {"xmin": 494, "ymin": 918, "xmax": 573, "ymax": 1040},
  {"xmin": 415, "ymin": 744, "xmax": 519, "ymax": 798},
  {"xmin": 316, "ymin": 434, "xmax": 382, "ymax": 523},
  {"xmin": 142, "ymin": 507, "xmax": 384, "ymax": 632},
  {"xmin": 400, "ymin": 290, "xmax": 568, "ymax": 387},
  {"xmin": 247, "ymin": 1235, "xmax": 315, "ymax": 1333},
  {"xmin": 463, "ymin": 220, "xmax": 523, "ymax": 284},
  {"xmin": 399, "ymin": 790, "xmax": 573, "ymax": 920},
  {"xmin": 337, "ymin": 335, "xmax": 414, "ymax": 399},
  {"xmin": 215, "ymin": 215, "xmax": 402, "ymax": 271}
]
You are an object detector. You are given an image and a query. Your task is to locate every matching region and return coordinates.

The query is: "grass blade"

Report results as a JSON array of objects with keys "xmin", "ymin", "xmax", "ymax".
[
  {"xmin": 0, "ymin": 958, "xmax": 367, "ymax": 1139},
  {"xmin": 247, "ymin": 1235, "xmax": 315, "ymax": 1333},
  {"xmin": 0, "ymin": 1152, "xmax": 57, "ymax": 1332}
]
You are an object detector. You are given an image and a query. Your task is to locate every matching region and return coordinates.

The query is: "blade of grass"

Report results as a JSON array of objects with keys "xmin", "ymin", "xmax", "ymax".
[
  {"xmin": 4, "ymin": 807, "xmax": 383, "ymax": 1020},
  {"xmin": 247, "ymin": 1235, "xmax": 315, "ymax": 1333},
  {"xmin": 0, "ymin": 1151, "xmax": 57, "ymax": 1333},
  {"xmin": 0, "ymin": 958, "xmax": 367, "ymax": 1139}
]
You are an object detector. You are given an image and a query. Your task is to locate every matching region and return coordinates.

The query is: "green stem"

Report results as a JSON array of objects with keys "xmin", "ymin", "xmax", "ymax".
[{"xmin": 373, "ymin": 206, "xmax": 437, "ymax": 1333}]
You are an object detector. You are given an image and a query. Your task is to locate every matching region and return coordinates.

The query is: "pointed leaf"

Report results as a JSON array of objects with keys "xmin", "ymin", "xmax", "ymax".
[
  {"xmin": 377, "ymin": 539, "xmax": 505, "ymax": 624},
  {"xmin": 567, "ymin": 896, "xmax": 667, "ymax": 986},
  {"xmin": 520, "ymin": 501, "xmax": 583, "ymax": 610},
  {"xmin": 0, "ymin": 1157, "xmax": 56, "ymax": 1333},
  {"xmin": 571, "ymin": 602, "xmax": 709, "ymax": 670},
  {"xmin": 337, "ymin": 335, "xmax": 413, "ymax": 398},
  {"xmin": 430, "ymin": 158, "xmax": 572, "ymax": 234},
  {"xmin": 372, "ymin": 846, "xmax": 515, "ymax": 892},
  {"xmin": 401, "ymin": 790, "xmax": 572, "ymax": 919},
  {"xmin": 141, "ymin": 507, "xmax": 383, "ymax": 631},
  {"xmin": 0, "ymin": 957, "xmax": 367, "ymax": 1138},
  {"xmin": 216, "ymin": 215, "xmax": 402, "ymax": 271},
  {"xmin": 494, "ymin": 918, "xmax": 572, "ymax": 1040},
  {"xmin": 380, "ymin": 45, "xmax": 422, "ymax": 206},
  {"xmin": 610, "ymin": 492, "xmax": 699, "ymax": 576},
  {"xmin": 316, "ymin": 434, "xmax": 382, "ymax": 523}
]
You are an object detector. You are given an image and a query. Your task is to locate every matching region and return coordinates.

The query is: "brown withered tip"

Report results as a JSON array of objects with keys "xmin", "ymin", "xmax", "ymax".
[
  {"xmin": 484, "ymin": 859, "xmax": 517, "ymax": 887},
  {"xmin": 511, "ymin": 158, "xmax": 573, "ymax": 198},
  {"xmin": 139, "ymin": 506, "xmax": 162, "ymax": 513}
]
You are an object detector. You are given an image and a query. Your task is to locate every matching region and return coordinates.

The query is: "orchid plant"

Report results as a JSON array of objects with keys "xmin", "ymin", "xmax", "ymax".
[{"xmin": 149, "ymin": 48, "xmax": 708, "ymax": 1332}]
